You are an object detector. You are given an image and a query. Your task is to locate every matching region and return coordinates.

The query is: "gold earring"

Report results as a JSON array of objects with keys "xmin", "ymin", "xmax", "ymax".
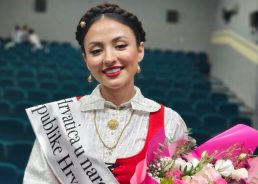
[
  {"xmin": 87, "ymin": 74, "xmax": 93, "ymax": 83},
  {"xmin": 137, "ymin": 65, "xmax": 141, "ymax": 74}
]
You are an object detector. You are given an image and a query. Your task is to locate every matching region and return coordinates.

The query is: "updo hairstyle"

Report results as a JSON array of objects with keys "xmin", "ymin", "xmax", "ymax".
[{"xmin": 75, "ymin": 3, "xmax": 146, "ymax": 53}]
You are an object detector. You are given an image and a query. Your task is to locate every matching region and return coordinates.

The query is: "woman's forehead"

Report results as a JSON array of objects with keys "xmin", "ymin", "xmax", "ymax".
[{"xmin": 84, "ymin": 18, "xmax": 135, "ymax": 44}]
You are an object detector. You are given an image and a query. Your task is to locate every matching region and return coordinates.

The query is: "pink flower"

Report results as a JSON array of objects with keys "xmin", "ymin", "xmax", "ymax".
[
  {"xmin": 167, "ymin": 137, "xmax": 188, "ymax": 156},
  {"xmin": 215, "ymin": 178, "xmax": 227, "ymax": 184},
  {"xmin": 165, "ymin": 169, "xmax": 183, "ymax": 179},
  {"xmin": 172, "ymin": 170, "xmax": 183, "ymax": 179},
  {"xmin": 183, "ymin": 175, "xmax": 208, "ymax": 184},
  {"xmin": 173, "ymin": 178, "xmax": 185, "ymax": 184},
  {"xmin": 196, "ymin": 165, "xmax": 221, "ymax": 182}
]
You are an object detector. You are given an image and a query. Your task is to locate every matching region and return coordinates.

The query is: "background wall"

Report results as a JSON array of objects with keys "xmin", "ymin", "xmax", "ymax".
[
  {"xmin": 210, "ymin": 0, "xmax": 258, "ymax": 127},
  {"xmin": 211, "ymin": 0, "xmax": 258, "ymax": 43},
  {"xmin": 0, "ymin": 0, "xmax": 216, "ymax": 52}
]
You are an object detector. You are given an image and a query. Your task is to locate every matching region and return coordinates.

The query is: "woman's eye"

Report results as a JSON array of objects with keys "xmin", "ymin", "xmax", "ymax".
[
  {"xmin": 90, "ymin": 49, "xmax": 102, "ymax": 56},
  {"xmin": 116, "ymin": 44, "xmax": 127, "ymax": 50}
]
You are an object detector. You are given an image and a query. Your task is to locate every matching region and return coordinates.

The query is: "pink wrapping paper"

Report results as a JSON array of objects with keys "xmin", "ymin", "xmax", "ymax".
[
  {"xmin": 130, "ymin": 128, "xmax": 167, "ymax": 184},
  {"xmin": 131, "ymin": 124, "xmax": 258, "ymax": 184},
  {"xmin": 191, "ymin": 124, "xmax": 258, "ymax": 159}
]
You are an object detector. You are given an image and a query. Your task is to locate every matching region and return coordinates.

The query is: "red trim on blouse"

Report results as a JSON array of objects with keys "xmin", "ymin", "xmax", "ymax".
[
  {"xmin": 76, "ymin": 96, "xmax": 82, "ymax": 100},
  {"xmin": 113, "ymin": 105, "xmax": 165, "ymax": 184}
]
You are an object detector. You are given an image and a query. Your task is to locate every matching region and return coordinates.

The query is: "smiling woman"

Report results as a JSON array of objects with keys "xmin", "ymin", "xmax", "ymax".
[{"xmin": 23, "ymin": 3, "xmax": 188, "ymax": 184}]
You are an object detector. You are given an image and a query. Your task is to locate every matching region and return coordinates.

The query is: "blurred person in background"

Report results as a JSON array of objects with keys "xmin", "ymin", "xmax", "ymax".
[
  {"xmin": 4, "ymin": 24, "xmax": 23, "ymax": 49},
  {"xmin": 28, "ymin": 28, "xmax": 43, "ymax": 51},
  {"xmin": 20, "ymin": 24, "xmax": 29, "ymax": 42}
]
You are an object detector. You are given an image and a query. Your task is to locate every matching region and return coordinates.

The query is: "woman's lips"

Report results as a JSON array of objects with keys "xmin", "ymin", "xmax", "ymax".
[{"xmin": 103, "ymin": 66, "xmax": 124, "ymax": 77}]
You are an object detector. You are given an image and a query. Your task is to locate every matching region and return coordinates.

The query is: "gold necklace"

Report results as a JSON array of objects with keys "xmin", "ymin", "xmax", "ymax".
[{"xmin": 93, "ymin": 109, "xmax": 134, "ymax": 155}]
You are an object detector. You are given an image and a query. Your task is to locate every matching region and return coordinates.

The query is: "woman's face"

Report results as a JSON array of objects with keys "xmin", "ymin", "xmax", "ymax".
[{"xmin": 83, "ymin": 17, "xmax": 144, "ymax": 91}]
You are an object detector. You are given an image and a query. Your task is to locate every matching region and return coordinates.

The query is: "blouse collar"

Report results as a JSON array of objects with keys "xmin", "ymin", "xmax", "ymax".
[{"xmin": 79, "ymin": 85, "xmax": 160, "ymax": 112}]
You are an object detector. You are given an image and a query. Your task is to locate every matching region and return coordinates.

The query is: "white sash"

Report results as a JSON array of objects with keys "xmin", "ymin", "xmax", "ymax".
[{"xmin": 26, "ymin": 97, "xmax": 119, "ymax": 184}]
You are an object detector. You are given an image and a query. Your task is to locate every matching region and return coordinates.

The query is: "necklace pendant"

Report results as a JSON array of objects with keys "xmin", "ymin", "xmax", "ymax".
[{"xmin": 107, "ymin": 119, "xmax": 119, "ymax": 130}]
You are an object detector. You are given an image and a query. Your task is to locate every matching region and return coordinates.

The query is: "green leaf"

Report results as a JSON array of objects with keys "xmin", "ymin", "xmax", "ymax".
[{"xmin": 160, "ymin": 177, "xmax": 173, "ymax": 184}]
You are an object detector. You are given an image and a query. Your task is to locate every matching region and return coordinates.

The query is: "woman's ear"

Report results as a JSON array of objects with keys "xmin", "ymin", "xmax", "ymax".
[{"xmin": 138, "ymin": 42, "xmax": 144, "ymax": 63}]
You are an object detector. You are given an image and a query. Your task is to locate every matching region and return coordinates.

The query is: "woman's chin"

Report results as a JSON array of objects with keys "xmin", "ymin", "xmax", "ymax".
[{"xmin": 101, "ymin": 79, "xmax": 133, "ymax": 91}]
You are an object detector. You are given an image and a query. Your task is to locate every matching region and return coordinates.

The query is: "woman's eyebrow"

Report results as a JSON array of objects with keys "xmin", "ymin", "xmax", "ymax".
[
  {"xmin": 87, "ymin": 41, "xmax": 102, "ymax": 48},
  {"xmin": 112, "ymin": 36, "xmax": 128, "ymax": 42},
  {"xmin": 87, "ymin": 36, "xmax": 129, "ymax": 47}
]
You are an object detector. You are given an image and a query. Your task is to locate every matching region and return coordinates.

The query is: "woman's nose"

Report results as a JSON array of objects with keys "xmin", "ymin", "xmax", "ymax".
[{"xmin": 103, "ymin": 48, "xmax": 116, "ymax": 65}]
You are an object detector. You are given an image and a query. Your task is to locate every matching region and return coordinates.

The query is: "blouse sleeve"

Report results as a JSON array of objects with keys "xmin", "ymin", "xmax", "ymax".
[
  {"xmin": 23, "ymin": 139, "xmax": 60, "ymax": 184},
  {"xmin": 164, "ymin": 107, "xmax": 188, "ymax": 139}
]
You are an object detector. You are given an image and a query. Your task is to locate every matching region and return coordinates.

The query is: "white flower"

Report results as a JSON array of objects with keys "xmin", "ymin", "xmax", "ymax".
[
  {"xmin": 160, "ymin": 157, "xmax": 174, "ymax": 172},
  {"xmin": 215, "ymin": 159, "xmax": 235, "ymax": 177},
  {"xmin": 231, "ymin": 168, "xmax": 248, "ymax": 181},
  {"xmin": 174, "ymin": 158, "xmax": 186, "ymax": 170},
  {"xmin": 201, "ymin": 151, "xmax": 208, "ymax": 158},
  {"xmin": 174, "ymin": 158, "xmax": 198, "ymax": 172},
  {"xmin": 238, "ymin": 153, "xmax": 247, "ymax": 160},
  {"xmin": 190, "ymin": 158, "xmax": 199, "ymax": 168}
]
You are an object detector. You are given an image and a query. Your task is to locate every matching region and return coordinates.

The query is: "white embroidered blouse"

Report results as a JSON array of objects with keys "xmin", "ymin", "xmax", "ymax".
[{"xmin": 23, "ymin": 85, "xmax": 187, "ymax": 184}]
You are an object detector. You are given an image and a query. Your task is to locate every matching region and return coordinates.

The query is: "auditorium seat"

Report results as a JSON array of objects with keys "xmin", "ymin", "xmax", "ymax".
[
  {"xmin": 16, "ymin": 68, "xmax": 36, "ymax": 79},
  {"xmin": 3, "ymin": 87, "xmax": 26, "ymax": 101},
  {"xmin": 12, "ymin": 101, "xmax": 35, "ymax": 121},
  {"xmin": 200, "ymin": 113, "xmax": 228, "ymax": 136},
  {"xmin": 23, "ymin": 124, "xmax": 35, "ymax": 141},
  {"xmin": 27, "ymin": 89, "xmax": 50, "ymax": 104},
  {"xmin": 51, "ymin": 90, "xmax": 73, "ymax": 101},
  {"xmin": 0, "ymin": 141, "xmax": 5, "ymax": 162},
  {"xmin": 154, "ymin": 79, "xmax": 172, "ymax": 88},
  {"xmin": 0, "ymin": 59, "xmax": 9, "ymax": 67},
  {"xmin": 180, "ymin": 112, "xmax": 201, "ymax": 130},
  {"xmin": 0, "ymin": 68, "xmax": 15, "ymax": 77},
  {"xmin": 191, "ymin": 130, "xmax": 211, "ymax": 145},
  {"xmin": 56, "ymin": 71, "xmax": 75, "ymax": 81},
  {"xmin": 80, "ymin": 83, "xmax": 97, "ymax": 95},
  {"xmin": 0, "ymin": 78, "xmax": 15, "ymax": 88},
  {"xmin": 60, "ymin": 81, "xmax": 81, "ymax": 92},
  {"xmin": 190, "ymin": 80, "xmax": 211, "ymax": 92},
  {"xmin": 188, "ymin": 90, "xmax": 210, "ymax": 102},
  {"xmin": 193, "ymin": 52, "xmax": 211, "ymax": 75},
  {"xmin": 173, "ymin": 80, "xmax": 189, "ymax": 90},
  {"xmin": 170, "ymin": 99, "xmax": 193, "ymax": 115},
  {"xmin": 39, "ymin": 80, "xmax": 60, "ymax": 90},
  {"xmin": 0, "ymin": 163, "xmax": 19, "ymax": 184},
  {"xmin": 146, "ymin": 87, "xmax": 165, "ymax": 99},
  {"xmin": 193, "ymin": 100, "xmax": 216, "ymax": 114},
  {"xmin": 168, "ymin": 89, "xmax": 187, "ymax": 100},
  {"xmin": 17, "ymin": 78, "xmax": 37, "ymax": 89},
  {"xmin": 217, "ymin": 102, "xmax": 239, "ymax": 117},
  {"xmin": 5, "ymin": 141, "xmax": 33, "ymax": 172},
  {"xmin": 209, "ymin": 92, "xmax": 228, "ymax": 104},
  {"xmin": 0, "ymin": 100, "xmax": 12, "ymax": 117},
  {"xmin": 228, "ymin": 116, "xmax": 252, "ymax": 127},
  {"xmin": 37, "ymin": 69, "xmax": 57, "ymax": 80},
  {"xmin": 0, "ymin": 118, "xmax": 26, "ymax": 141}
]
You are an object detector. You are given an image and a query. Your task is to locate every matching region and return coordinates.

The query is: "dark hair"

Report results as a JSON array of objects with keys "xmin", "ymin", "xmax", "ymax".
[
  {"xmin": 75, "ymin": 3, "xmax": 146, "ymax": 53},
  {"xmin": 28, "ymin": 29, "xmax": 34, "ymax": 34}
]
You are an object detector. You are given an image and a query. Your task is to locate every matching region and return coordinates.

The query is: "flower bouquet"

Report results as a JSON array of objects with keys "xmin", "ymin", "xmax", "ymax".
[{"xmin": 131, "ymin": 124, "xmax": 258, "ymax": 184}]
